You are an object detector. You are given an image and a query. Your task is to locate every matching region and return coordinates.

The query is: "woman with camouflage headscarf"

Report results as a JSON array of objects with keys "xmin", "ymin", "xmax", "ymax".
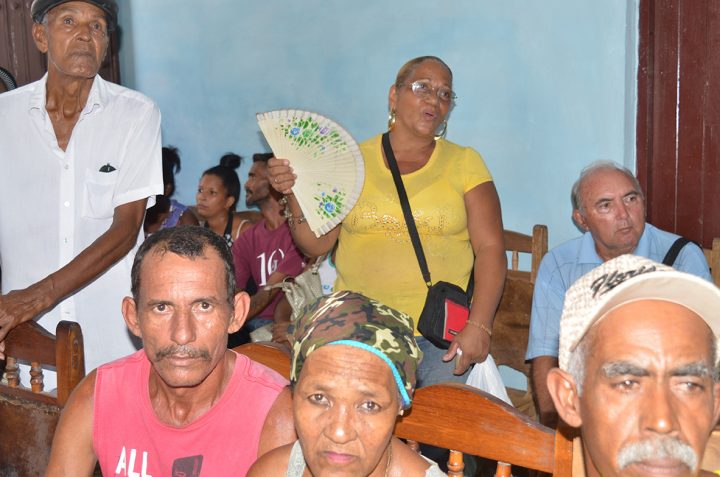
[{"xmin": 248, "ymin": 291, "xmax": 446, "ymax": 477}]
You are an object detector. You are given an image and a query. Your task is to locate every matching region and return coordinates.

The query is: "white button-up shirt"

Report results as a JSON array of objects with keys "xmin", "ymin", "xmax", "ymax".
[{"xmin": 0, "ymin": 74, "xmax": 163, "ymax": 378}]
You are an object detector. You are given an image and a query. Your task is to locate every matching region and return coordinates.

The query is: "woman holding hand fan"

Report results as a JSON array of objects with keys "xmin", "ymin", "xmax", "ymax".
[{"xmin": 267, "ymin": 56, "xmax": 506, "ymax": 387}]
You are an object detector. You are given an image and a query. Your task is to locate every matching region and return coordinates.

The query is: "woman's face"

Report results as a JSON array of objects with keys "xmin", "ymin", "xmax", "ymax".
[
  {"xmin": 294, "ymin": 345, "xmax": 401, "ymax": 477},
  {"xmin": 196, "ymin": 174, "xmax": 233, "ymax": 219},
  {"xmin": 389, "ymin": 59, "xmax": 453, "ymax": 139}
]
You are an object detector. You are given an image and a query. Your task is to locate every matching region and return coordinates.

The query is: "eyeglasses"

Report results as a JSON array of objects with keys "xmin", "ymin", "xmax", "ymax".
[{"xmin": 400, "ymin": 79, "xmax": 457, "ymax": 103}]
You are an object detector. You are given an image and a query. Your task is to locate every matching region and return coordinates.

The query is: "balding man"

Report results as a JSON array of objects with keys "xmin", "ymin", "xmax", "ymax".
[
  {"xmin": 527, "ymin": 161, "xmax": 710, "ymax": 426},
  {"xmin": 46, "ymin": 226, "xmax": 295, "ymax": 476}
]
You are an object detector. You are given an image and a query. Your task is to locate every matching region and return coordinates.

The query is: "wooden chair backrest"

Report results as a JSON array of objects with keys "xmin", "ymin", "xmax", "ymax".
[
  {"xmin": 394, "ymin": 383, "xmax": 574, "ymax": 476},
  {"xmin": 233, "ymin": 341, "xmax": 291, "ymax": 378},
  {"xmin": 0, "ymin": 320, "xmax": 85, "ymax": 476},
  {"xmin": 491, "ymin": 224, "xmax": 549, "ymax": 377},
  {"xmin": 703, "ymin": 237, "xmax": 720, "ymax": 287},
  {"xmin": 232, "ymin": 344, "xmax": 574, "ymax": 475},
  {"xmin": 504, "ymin": 224, "xmax": 548, "ymax": 284}
]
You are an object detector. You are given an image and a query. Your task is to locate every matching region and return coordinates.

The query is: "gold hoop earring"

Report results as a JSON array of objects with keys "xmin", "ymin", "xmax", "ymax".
[
  {"xmin": 434, "ymin": 120, "xmax": 448, "ymax": 140},
  {"xmin": 388, "ymin": 110, "xmax": 396, "ymax": 131}
]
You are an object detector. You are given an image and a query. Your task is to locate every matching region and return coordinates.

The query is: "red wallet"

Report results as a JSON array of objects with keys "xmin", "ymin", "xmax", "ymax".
[{"xmin": 443, "ymin": 298, "xmax": 470, "ymax": 341}]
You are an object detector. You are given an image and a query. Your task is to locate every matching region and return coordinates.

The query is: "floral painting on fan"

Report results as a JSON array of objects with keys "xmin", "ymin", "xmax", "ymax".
[
  {"xmin": 314, "ymin": 188, "xmax": 346, "ymax": 220},
  {"xmin": 279, "ymin": 117, "xmax": 349, "ymax": 156},
  {"xmin": 257, "ymin": 109, "xmax": 364, "ymax": 237}
]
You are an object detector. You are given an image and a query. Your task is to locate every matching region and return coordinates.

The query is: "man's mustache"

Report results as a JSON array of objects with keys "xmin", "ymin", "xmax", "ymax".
[
  {"xmin": 155, "ymin": 345, "xmax": 211, "ymax": 361},
  {"xmin": 617, "ymin": 436, "xmax": 697, "ymax": 471}
]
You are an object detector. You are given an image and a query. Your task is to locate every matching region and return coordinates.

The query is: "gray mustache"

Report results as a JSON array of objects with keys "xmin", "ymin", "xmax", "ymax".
[
  {"xmin": 617, "ymin": 437, "xmax": 697, "ymax": 471},
  {"xmin": 155, "ymin": 345, "xmax": 210, "ymax": 361}
]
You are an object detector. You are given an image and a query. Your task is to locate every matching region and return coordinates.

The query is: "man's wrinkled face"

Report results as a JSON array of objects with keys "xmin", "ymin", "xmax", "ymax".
[
  {"xmin": 573, "ymin": 169, "xmax": 646, "ymax": 261},
  {"xmin": 578, "ymin": 300, "xmax": 720, "ymax": 477},
  {"xmin": 122, "ymin": 248, "xmax": 244, "ymax": 389},
  {"xmin": 32, "ymin": 1, "xmax": 109, "ymax": 80}
]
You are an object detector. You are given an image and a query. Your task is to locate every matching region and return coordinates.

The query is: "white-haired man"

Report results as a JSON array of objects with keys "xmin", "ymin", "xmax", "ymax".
[{"xmin": 547, "ymin": 254, "xmax": 720, "ymax": 476}]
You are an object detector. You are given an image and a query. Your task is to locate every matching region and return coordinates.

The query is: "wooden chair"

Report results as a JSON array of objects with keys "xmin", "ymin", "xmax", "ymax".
[
  {"xmin": 703, "ymin": 237, "xmax": 720, "ymax": 287},
  {"xmin": 491, "ymin": 225, "xmax": 549, "ymax": 382},
  {"xmin": 0, "ymin": 320, "xmax": 85, "ymax": 477},
  {"xmin": 394, "ymin": 383, "xmax": 574, "ymax": 476},
  {"xmin": 232, "ymin": 343, "xmax": 574, "ymax": 475},
  {"xmin": 233, "ymin": 341, "xmax": 291, "ymax": 378},
  {"xmin": 504, "ymin": 224, "xmax": 548, "ymax": 284}
]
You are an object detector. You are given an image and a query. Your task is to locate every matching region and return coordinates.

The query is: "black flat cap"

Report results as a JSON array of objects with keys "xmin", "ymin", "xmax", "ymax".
[{"xmin": 31, "ymin": 0, "xmax": 118, "ymax": 31}]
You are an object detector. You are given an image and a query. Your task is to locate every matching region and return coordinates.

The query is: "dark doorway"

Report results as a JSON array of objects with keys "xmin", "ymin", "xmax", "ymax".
[{"xmin": 637, "ymin": 0, "xmax": 720, "ymax": 248}]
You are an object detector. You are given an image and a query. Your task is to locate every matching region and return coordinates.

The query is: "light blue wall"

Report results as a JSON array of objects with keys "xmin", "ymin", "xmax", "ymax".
[{"xmin": 117, "ymin": 0, "xmax": 638, "ymax": 249}]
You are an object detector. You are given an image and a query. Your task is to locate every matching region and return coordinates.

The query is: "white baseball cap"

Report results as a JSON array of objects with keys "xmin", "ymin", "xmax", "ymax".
[{"xmin": 558, "ymin": 254, "xmax": 720, "ymax": 370}]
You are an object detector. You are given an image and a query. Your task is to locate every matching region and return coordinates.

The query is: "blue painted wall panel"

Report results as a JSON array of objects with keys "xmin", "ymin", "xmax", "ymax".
[{"xmin": 117, "ymin": 0, "xmax": 637, "ymax": 249}]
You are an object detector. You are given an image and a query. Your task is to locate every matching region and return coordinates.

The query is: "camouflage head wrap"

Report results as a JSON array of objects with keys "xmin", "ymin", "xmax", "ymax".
[{"xmin": 289, "ymin": 290, "xmax": 422, "ymax": 409}]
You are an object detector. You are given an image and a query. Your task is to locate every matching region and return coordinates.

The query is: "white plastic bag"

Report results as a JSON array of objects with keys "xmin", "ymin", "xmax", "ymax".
[{"xmin": 465, "ymin": 354, "xmax": 513, "ymax": 405}]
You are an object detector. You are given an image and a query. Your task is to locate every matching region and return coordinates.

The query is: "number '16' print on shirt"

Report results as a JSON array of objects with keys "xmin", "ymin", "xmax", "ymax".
[{"xmin": 256, "ymin": 249, "xmax": 286, "ymax": 285}]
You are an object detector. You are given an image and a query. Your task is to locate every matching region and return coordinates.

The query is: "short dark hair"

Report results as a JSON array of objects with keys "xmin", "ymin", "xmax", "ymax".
[
  {"xmin": 131, "ymin": 226, "xmax": 236, "ymax": 305},
  {"xmin": 253, "ymin": 152, "xmax": 274, "ymax": 163},
  {"xmin": 202, "ymin": 154, "xmax": 242, "ymax": 211},
  {"xmin": 161, "ymin": 146, "xmax": 181, "ymax": 197}
]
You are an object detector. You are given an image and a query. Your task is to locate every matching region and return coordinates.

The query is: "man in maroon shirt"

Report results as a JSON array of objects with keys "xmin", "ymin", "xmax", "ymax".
[{"xmin": 232, "ymin": 153, "xmax": 305, "ymax": 338}]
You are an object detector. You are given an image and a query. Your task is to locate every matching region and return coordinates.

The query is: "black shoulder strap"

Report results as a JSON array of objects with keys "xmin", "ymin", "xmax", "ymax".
[
  {"xmin": 381, "ymin": 133, "xmax": 474, "ymax": 296},
  {"xmin": 662, "ymin": 237, "xmax": 692, "ymax": 266},
  {"xmin": 382, "ymin": 132, "xmax": 432, "ymax": 287}
]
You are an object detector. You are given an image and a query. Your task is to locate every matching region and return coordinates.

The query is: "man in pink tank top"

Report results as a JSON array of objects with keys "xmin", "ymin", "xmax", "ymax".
[{"xmin": 45, "ymin": 226, "xmax": 296, "ymax": 476}]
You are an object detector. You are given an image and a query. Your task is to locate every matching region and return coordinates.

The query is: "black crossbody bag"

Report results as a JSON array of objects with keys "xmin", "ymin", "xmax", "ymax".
[{"xmin": 382, "ymin": 132, "xmax": 474, "ymax": 349}]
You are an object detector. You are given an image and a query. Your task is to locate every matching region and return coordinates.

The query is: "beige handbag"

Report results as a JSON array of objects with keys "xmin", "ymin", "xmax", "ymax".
[{"xmin": 264, "ymin": 255, "xmax": 325, "ymax": 321}]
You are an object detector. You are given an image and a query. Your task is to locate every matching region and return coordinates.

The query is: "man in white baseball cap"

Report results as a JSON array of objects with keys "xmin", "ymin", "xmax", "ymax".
[{"xmin": 547, "ymin": 254, "xmax": 720, "ymax": 477}]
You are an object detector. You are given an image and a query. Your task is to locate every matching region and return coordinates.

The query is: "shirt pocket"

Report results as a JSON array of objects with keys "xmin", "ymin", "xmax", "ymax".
[{"xmin": 82, "ymin": 169, "xmax": 118, "ymax": 219}]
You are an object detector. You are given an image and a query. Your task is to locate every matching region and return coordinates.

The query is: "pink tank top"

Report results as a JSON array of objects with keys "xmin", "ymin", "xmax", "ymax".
[{"xmin": 93, "ymin": 350, "xmax": 288, "ymax": 476}]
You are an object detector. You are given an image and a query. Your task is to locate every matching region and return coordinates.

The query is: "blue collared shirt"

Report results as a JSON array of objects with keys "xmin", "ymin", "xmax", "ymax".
[{"xmin": 525, "ymin": 223, "xmax": 711, "ymax": 360}]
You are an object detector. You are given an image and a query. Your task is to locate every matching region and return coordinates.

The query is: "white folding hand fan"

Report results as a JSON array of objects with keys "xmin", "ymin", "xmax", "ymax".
[{"xmin": 257, "ymin": 109, "xmax": 365, "ymax": 237}]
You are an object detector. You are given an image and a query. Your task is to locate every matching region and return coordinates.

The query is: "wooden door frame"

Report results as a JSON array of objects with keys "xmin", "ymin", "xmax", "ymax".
[{"xmin": 637, "ymin": 0, "xmax": 720, "ymax": 248}]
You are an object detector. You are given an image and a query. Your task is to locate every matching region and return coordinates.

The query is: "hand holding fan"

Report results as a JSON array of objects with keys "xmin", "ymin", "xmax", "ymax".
[{"xmin": 257, "ymin": 109, "xmax": 365, "ymax": 237}]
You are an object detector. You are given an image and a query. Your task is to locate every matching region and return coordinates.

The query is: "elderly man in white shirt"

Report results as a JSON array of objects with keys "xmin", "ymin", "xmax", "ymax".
[{"xmin": 0, "ymin": 0, "xmax": 162, "ymax": 378}]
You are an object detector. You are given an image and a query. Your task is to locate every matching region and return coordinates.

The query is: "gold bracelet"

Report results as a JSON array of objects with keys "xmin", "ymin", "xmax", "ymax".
[{"xmin": 465, "ymin": 320, "xmax": 492, "ymax": 337}]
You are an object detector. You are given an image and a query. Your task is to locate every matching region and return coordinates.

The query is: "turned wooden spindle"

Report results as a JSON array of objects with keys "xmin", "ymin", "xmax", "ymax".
[
  {"xmin": 447, "ymin": 450, "xmax": 464, "ymax": 476},
  {"xmin": 495, "ymin": 461, "xmax": 512, "ymax": 477},
  {"xmin": 5, "ymin": 356, "xmax": 19, "ymax": 387},
  {"xmin": 29, "ymin": 361, "xmax": 44, "ymax": 393}
]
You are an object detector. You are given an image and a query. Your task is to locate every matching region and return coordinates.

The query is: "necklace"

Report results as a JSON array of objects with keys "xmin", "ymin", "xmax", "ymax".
[{"xmin": 384, "ymin": 441, "xmax": 392, "ymax": 477}]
